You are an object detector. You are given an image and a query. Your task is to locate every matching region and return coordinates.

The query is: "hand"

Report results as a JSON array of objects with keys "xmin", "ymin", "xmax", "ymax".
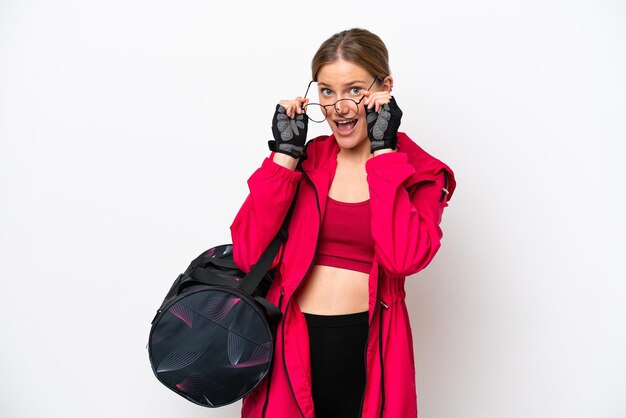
[
  {"xmin": 268, "ymin": 97, "xmax": 309, "ymax": 159},
  {"xmin": 363, "ymin": 95, "xmax": 403, "ymax": 153}
]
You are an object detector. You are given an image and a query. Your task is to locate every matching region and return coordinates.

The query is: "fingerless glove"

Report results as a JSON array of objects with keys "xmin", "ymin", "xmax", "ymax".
[
  {"xmin": 365, "ymin": 97, "xmax": 403, "ymax": 153},
  {"xmin": 268, "ymin": 104, "xmax": 308, "ymax": 159}
]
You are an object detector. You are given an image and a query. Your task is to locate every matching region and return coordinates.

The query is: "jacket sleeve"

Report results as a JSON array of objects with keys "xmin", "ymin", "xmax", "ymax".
[
  {"xmin": 366, "ymin": 151, "xmax": 454, "ymax": 277},
  {"xmin": 230, "ymin": 155, "xmax": 302, "ymax": 272}
]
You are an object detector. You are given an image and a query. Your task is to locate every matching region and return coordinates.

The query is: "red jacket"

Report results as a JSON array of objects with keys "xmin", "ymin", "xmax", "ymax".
[{"xmin": 231, "ymin": 132, "xmax": 456, "ymax": 418}]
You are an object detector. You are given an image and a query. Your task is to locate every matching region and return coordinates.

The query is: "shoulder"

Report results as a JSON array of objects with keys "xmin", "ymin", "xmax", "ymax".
[
  {"xmin": 396, "ymin": 132, "xmax": 457, "ymax": 198},
  {"xmin": 301, "ymin": 135, "xmax": 337, "ymax": 169}
]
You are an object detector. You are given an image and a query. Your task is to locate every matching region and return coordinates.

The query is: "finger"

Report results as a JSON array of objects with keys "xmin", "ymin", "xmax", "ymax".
[
  {"xmin": 366, "ymin": 92, "xmax": 382, "ymax": 110},
  {"xmin": 373, "ymin": 92, "xmax": 391, "ymax": 103},
  {"xmin": 361, "ymin": 90, "xmax": 371, "ymax": 106},
  {"xmin": 369, "ymin": 93, "xmax": 391, "ymax": 111},
  {"xmin": 279, "ymin": 99, "xmax": 301, "ymax": 117},
  {"xmin": 299, "ymin": 97, "xmax": 310, "ymax": 108},
  {"xmin": 368, "ymin": 96, "xmax": 377, "ymax": 110},
  {"xmin": 296, "ymin": 97, "xmax": 307, "ymax": 114},
  {"xmin": 302, "ymin": 99, "xmax": 310, "ymax": 116},
  {"xmin": 279, "ymin": 100, "xmax": 293, "ymax": 113},
  {"xmin": 282, "ymin": 104, "xmax": 292, "ymax": 118},
  {"xmin": 372, "ymin": 98, "xmax": 382, "ymax": 113}
]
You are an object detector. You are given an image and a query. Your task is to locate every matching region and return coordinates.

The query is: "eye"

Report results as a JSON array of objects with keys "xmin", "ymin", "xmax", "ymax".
[
  {"xmin": 349, "ymin": 87, "xmax": 362, "ymax": 95},
  {"xmin": 320, "ymin": 88, "xmax": 333, "ymax": 97}
]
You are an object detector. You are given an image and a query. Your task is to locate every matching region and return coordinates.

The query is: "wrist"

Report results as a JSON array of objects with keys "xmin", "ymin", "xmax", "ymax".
[
  {"xmin": 372, "ymin": 148, "xmax": 396, "ymax": 157},
  {"xmin": 272, "ymin": 152, "xmax": 299, "ymax": 170},
  {"xmin": 268, "ymin": 139, "xmax": 303, "ymax": 162}
]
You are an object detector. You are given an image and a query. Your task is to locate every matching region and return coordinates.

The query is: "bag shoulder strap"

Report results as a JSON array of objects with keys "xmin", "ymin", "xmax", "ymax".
[{"xmin": 237, "ymin": 177, "xmax": 301, "ymax": 295}]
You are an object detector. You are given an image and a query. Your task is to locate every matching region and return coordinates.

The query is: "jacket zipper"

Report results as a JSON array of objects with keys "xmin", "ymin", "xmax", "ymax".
[
  {"xmin": 440, "ymin": 170, "xmax": 449, "ymax": 203},
  {"xmin": 280, "ymin": 168, "xmax": 320, "ymax": 418},
  {"xmin": 261, "ymin": 287, "xmax": 284, "ymax": 418}
]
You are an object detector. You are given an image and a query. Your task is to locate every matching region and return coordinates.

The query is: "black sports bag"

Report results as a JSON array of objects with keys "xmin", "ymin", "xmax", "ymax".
[{"xmin": 148, "ymin": 228, "xmax": 287, "ymax": 407}]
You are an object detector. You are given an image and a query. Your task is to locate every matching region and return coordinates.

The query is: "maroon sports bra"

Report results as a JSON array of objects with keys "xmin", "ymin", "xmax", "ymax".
[{"xmin": 314, "ymin": 196, "xmax": 375, "ymax": 274}]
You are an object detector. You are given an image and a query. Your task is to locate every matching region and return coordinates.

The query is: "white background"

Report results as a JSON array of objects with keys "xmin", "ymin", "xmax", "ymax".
[{"xmin": 1, "ymin": 1, "xmax": 625, "ymax": 417}]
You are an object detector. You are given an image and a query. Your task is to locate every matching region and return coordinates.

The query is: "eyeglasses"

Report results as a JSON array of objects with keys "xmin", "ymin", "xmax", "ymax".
[{"xmin": 303, "ymin": 77, "xmax": 380, "ymax": 123}]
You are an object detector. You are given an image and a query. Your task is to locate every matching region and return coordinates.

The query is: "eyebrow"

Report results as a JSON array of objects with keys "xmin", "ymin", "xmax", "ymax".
[{"xmin": 317, "ymin": 80, "xmax": 368, "ymax": 88}]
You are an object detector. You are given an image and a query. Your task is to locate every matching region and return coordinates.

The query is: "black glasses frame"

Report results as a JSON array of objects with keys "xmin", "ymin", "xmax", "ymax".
[{"xmin": 303, "ymin": 77, "xmax": 382, "ymax": 123}]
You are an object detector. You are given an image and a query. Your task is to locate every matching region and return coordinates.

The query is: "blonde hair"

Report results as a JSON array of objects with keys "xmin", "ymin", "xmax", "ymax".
[{"xmin": 311, "ymin": 28, "xmax": 391, "ymax": 82}]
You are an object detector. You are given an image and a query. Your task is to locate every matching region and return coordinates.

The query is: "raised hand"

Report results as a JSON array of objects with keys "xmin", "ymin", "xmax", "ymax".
[
  {"xmin": 364, "ymin": 96, "xmax": 402, "ymax": 153},
  {"xmin": 268, "ymin": 97, "xmax": 309, "ymax": 159}
]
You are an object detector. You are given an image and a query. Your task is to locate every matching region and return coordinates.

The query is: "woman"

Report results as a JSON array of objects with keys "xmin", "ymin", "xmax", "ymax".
[{"xmin": 231, "ymin": 28, "xmax": 456, "ymax": 418}]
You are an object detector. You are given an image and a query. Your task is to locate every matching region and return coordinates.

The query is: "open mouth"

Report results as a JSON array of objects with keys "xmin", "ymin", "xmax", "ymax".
[{"xmin": 333, "ymin": 118, "xmax": 358, "ymax": 135}]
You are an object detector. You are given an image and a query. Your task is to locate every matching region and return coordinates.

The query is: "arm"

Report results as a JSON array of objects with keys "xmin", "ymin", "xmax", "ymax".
[
  {"xmin": 231, "ymin": 98, "xmax": 308, "ymax": 272},
  {"xmin": 230, "ymin": 154, "xmax": 302, "ymax": 272},
  {"xmin": 366, "ymin": 151, "xmax": 453, "ymax": 277}
]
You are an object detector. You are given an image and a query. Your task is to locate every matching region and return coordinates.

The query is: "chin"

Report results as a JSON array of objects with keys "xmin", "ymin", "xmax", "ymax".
[
  {"xmin": 333, "ymin": 134, "xmax": 367, "ymax": 150},
  {"xmin": 328, "ymin": 120, "xmax": 369, "ymax": 151}
]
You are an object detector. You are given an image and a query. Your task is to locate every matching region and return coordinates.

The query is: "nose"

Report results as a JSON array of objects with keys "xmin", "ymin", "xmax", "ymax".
[{"xmin": 335, "ymin": 99, "xmax": 351, "ymax": 117}]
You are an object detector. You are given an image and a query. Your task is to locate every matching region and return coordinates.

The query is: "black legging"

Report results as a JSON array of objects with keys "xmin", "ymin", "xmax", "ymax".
[{"xmin": 303, "ymin": 311, "xmax": 369, "ymax": 418}]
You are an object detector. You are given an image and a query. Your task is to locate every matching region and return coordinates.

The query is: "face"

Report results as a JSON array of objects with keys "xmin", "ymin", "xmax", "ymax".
[{"xmin": 316, "ymin": 59, "xmax": 387, "ymax": 151}]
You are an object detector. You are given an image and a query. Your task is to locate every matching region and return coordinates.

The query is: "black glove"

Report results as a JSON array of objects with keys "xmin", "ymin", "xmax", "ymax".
[
  {"xmin": 365, "ymin": 96, "xmax": 403, "ymax": 153},
  {"xmin": 268, "ymin": 104, "xmax": 308, "ymax": 159}
]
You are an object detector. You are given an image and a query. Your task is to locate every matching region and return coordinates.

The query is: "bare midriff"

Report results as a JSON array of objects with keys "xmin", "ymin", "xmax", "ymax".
[{"xmin": 296, "ymin": 265, "xmax": 369, "ymax": 315}]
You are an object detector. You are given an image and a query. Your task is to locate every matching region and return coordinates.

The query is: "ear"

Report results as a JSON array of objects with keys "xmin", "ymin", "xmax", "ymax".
[{"xmin": 381, "ymin": 75, "xmax": 394, "ymax": 93}]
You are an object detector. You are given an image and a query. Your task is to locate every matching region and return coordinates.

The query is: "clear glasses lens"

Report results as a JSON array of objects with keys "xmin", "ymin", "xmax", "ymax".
[{"xmin": 304, "ymin": 104, "xmax": 327, "ymax": 123}]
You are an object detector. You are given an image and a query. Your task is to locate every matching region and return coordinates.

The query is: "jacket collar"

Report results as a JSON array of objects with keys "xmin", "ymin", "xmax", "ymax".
[{"xmin": 301, "ymin": 132, "xmax": 455, "ymax": 190}]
